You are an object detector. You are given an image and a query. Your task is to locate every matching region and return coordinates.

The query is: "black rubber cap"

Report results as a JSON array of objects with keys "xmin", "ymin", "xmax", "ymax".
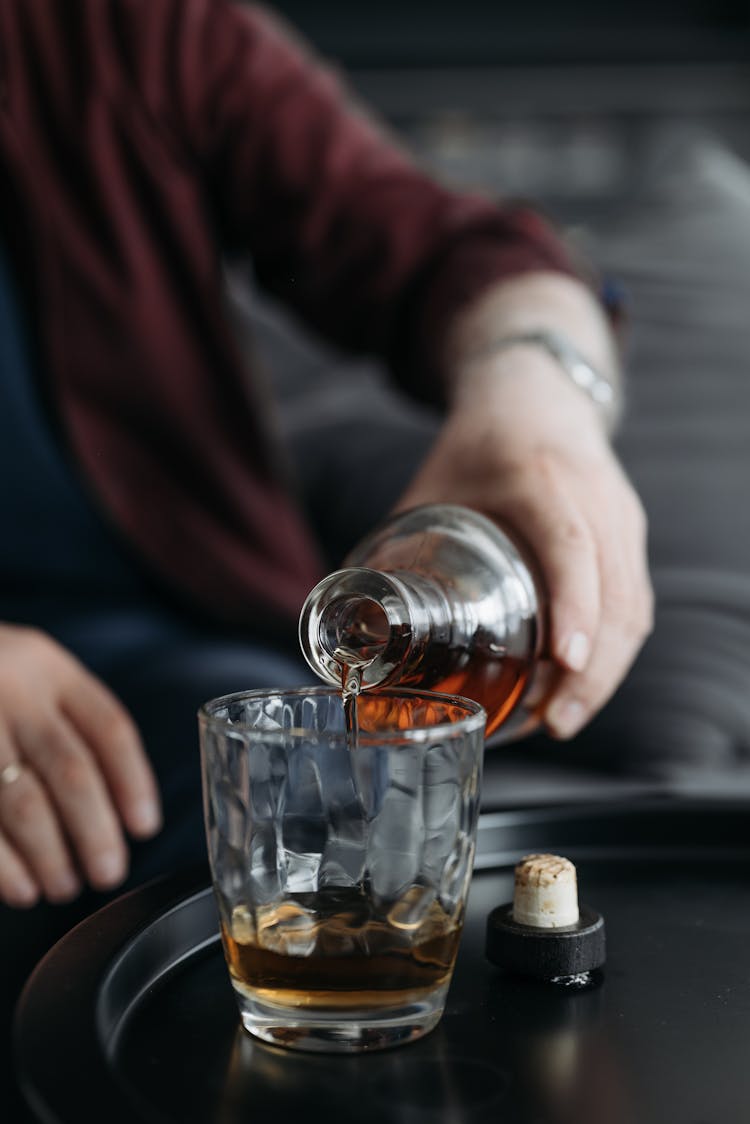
[{"xmin": 486, "ymin": 903, "xmax": 606, "ymax": 979}]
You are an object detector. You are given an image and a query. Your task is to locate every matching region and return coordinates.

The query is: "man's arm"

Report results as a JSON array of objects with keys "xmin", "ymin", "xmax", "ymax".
[
  {"xmin": 167, "ymin": 0, "xmax": 578, "ymax": 379},
  {"xmin": 168, "ymin": 1, "xmax": 652, "ymax": 736}
]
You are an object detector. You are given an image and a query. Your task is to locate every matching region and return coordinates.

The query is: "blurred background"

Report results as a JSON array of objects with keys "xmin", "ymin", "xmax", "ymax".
[
  {"xmin": 272, "ymin": 0, "xmax": 750, "ymax": 65},
  {"xmin": 266, "ymin": 0, "xmax": 750, "ymax": 226}
]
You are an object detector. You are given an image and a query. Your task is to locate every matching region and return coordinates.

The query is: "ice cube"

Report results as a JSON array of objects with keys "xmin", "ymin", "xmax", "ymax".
[
  {"xmin": 283, "ymin": 848, "xmax": 321, "ymax": 893},
  {"xmin": 230, "ymin": 903, "xmax": 257, "ymax": 944},
  {"xmin": 319, "ymin": 839, "xmax": 367, "ymax": 888},
  {"xmin": 257, "ymin": 900, "xmax": 318, "ymax": 957}
]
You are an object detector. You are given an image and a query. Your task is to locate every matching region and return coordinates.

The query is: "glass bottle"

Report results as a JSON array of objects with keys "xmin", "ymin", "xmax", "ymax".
[{"xmin": 299, "ymin": 503, "xmax": 546, "ymax": 741}]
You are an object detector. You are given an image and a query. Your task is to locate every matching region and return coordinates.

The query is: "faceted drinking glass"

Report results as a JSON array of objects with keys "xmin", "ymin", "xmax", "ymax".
[{"xmin": 199, "ymin": 686, "xmax": 486, "ymax": 1053}]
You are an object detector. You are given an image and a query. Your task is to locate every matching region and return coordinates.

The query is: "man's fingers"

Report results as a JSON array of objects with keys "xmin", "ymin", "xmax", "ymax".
[
  {"xmin": 543, "ymin": 614, "xmax": 648, "ymax": 739},
  {"xmin": 18, "ymin": 713, "xmax": 130, "ymax": 890},
  {"xmin": 0, "ymin": 626, "xmax": 162, "ymax": 906},
  {"xmin": 0, "ymin": 827, "xmax": 40, "ymax": 908},
  {"xmin": 542, "ymin": 502, "xmax": 653, "ymax": 739},
  {"xmin": 61, "ymin": 672, "xmax": 162, "ymax": 840},
  {"xmin": 0, "ymin": 760, "xmax": 81, "ymax": 902},
  {"xmin": 493, "ymin": 457, "xmax": 602, "ymax": 675},
  {"xmin": 486, "ymin": 455, "xmax": 652, "ymax": 740}
]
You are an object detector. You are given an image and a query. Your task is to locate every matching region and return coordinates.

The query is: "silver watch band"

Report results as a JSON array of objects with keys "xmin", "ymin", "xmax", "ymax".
[{"xmin": 473, "ymin": 328, "xmax": 619, "ymax": 428}]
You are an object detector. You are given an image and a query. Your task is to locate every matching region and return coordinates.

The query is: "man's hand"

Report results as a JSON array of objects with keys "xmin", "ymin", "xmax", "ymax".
[
  {"xmin": 0, "ymin": 625, "xmax": 161, "ymax": 908},
  {"xmin": 397, "ymin": 276, "xmax": 653, "ymax": 740}
]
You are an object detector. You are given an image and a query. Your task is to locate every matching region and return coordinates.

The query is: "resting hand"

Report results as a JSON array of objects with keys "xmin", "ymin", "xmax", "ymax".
[
  {"xmin": 396, "ymin": 280, "xmax": 653, "ymax": 739},
  {"xmin": 0, "ymin": 625, "xmax": 161, "ymax": 908}
]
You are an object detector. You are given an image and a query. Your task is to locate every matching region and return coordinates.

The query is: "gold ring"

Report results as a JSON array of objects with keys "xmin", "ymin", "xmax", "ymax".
[{"xmin": 0, "ymin": 762, "xmax": 24, "ymax": 788}]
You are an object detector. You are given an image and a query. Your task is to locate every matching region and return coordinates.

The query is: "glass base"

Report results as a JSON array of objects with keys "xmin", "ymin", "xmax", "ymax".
[{"xmin": 233, "ymin": 982, "xmax": 449, "ymax": 1053}]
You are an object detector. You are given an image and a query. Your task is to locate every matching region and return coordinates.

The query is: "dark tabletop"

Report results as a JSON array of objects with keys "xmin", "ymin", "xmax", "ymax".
[{"xmin": 14, "ymin": 800, "xmax": 750, "ymax": 1124}]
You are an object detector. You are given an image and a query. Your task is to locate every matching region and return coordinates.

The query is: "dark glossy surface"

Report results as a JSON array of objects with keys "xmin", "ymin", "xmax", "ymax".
[{"xmin": 15, "ymin": 800, "xmax": 750, "ymax": 1124}]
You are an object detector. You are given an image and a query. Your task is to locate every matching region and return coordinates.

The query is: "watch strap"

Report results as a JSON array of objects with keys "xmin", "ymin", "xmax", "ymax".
[{"xmin": 470, "ymin": 328, "xmax": 619, "ymax": 429}]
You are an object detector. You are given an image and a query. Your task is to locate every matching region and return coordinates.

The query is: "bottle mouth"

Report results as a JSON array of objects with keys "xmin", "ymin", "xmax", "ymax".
[
  {"xmin": 319, "ymin": 595, "xmax": 391, "ymax": 667},
  {"xmin": 299, "ymin": 568, "xmax": 412, "ymax": 689}
]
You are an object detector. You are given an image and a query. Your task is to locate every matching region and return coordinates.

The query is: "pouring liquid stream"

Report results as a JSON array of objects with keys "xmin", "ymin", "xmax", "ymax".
[
  {"xmin": 333, "ymin": 599, "xmax": 387, "ymax": 748},
  {"xmin": 341, "ymin": 664, "xmax": 362, "ymax": 749}
]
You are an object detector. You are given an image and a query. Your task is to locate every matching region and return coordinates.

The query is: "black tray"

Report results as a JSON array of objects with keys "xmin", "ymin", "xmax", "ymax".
[{"xmin": 14, "ymin": 799, "xmax": 750, "ymax": 1124}]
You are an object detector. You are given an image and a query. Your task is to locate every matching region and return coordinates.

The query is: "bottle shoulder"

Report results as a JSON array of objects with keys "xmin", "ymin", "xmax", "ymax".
[{"xmin": 345, "ymin": 504, "xmax": 540, "ymax": 614}]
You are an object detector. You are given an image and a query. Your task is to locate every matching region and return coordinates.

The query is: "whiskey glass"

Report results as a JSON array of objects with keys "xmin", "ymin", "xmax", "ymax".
[{"xmin": 199, "ymin": 686, "xmax": 485, "ymax": 1053}]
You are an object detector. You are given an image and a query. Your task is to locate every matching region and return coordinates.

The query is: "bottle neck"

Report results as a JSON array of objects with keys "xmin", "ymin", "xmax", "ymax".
[{"xmin": 299, "ymin": 566, "xmax": 467, "ymax": 691}]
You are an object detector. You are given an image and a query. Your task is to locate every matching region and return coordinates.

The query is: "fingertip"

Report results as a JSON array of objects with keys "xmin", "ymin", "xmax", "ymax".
[
  {"xmin": 126, "ymin": 797, "xmax": 163, "ymax": 839},
  {"xmin": 89, "ymin": 850, "xmax": 128, "ymax": 891},
  {"xmin": 545, "ymin": 697, "xmax": 586, "ymax": 739},
  {"xmin": 7, "ymin": 880, "xmax": 40, "ymax": 909}
]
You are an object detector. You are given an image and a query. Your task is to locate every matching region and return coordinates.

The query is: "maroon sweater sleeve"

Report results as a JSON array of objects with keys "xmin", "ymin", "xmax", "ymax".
[{"xmin": 163, "ymin": 0, "xmax": 580, "ymax": 401}]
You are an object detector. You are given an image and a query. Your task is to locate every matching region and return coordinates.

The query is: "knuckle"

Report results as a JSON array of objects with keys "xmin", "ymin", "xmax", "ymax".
[
  {"xmin": 525, "ymin": 453, "xmax": 567, "ymax": 503},
  {"xmin": 3, "ymin": 780, "xmax": 42, "ymax": 829},
  {"xmin": 529, "ymin": 446, "xmax": 561, "ymax": 480},
  {"xmin": 20, "ymin": 716, "xmax": 74, "ymax": 764},
  {"xmin": 553, "ymin": 514, "xmax": 590, "ymax": 552},
  {"xmin": 18, "ymin": 717, "xmax": 95, "ymax": 797},
  {"xmin": 55, "ymin": 752, "xmax": 92, "ymax": 797},
  {"xmin": 475, "ymin": 425, "xmax": 502, "ymax": 464},
  {"xmin": 493, "ymin": 450, "xmax": 544, "ymax": 492}
]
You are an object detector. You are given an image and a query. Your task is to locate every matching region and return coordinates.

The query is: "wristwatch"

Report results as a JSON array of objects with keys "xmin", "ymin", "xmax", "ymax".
[{"xmin": 476, "ymin": 328, "xmax": 619, "ymax": 429}]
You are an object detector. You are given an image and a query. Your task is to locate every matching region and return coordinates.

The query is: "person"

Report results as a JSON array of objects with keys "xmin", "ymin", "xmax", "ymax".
[{"xmin": 0, "ymin": 0, "xmax": 651, "ymax": 922}]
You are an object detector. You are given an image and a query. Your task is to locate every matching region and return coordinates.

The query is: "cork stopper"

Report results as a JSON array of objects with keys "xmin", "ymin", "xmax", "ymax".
[
  {"xmin": 486, "ymin": 853, "xmax": 605, "ymax": 981},
  {"xmin": 513, "ymin": 854, "xmax": 580, "ymax": 928}
]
